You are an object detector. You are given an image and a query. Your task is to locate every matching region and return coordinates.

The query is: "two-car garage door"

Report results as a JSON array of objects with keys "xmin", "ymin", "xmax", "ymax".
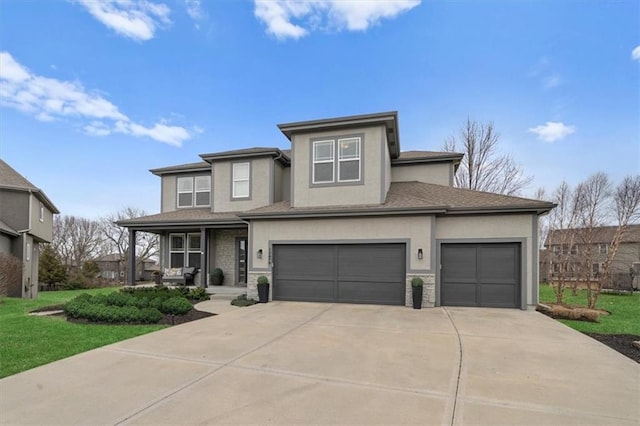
[{"xmin": 273, "ymin": 244, "xmax": 406, "ymax": 305}]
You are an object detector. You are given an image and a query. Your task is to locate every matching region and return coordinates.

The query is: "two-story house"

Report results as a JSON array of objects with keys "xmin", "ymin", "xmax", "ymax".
[
  {"xmin": 119, "ymin": 112, "xmax": 554, "ymax": 309},
  {"xmin": 544, "ymin": 224, "xmax": 640, "ymax": 289},
  {"xmin": 0, "ymin": 160, "xmax": 59, "ymax": 298}
]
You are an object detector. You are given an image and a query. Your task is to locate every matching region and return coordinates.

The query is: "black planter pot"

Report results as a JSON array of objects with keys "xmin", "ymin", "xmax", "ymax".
[
  {"xmin": 412, "ymin": 286, "xmax": 423, "ymax": 309},
  {"xmin": 257, "ymin": 283, "xmax": 270, "ymax": 303}
]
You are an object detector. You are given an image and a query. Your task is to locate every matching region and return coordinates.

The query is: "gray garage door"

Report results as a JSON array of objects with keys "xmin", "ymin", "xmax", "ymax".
[
  {"xmin": 273, "ymin": 244, "xmax": 405, "ymax": 305},
  {"xmin": 441, "ymin": 243, "xmax": 520, "ymax": 308}
]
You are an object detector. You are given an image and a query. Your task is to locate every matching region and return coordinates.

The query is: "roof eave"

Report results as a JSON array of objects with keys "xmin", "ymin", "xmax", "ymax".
[
  {"xmin": 239, "ymin": 206, "xmax": 448, "ymax": 220},
  {"xmin": 199, "ymin": 149, "xmax": 291, "ymax": 166},
  {"xmin": 0, "ymin": 186, "xmax": 60, "ymax": 214},
  {"xmin": 149, "ymin": 165, "xmax": 211, "ymax": 176},
  {"xmin": 391, "ymin": 153, "xmax": 464, "ymax": 166}
]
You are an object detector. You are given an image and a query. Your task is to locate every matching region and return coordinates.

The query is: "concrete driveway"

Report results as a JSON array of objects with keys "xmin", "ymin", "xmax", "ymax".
[{"xmin": 1, "ymin": 301, "xmax": 638, "ymax": 425}]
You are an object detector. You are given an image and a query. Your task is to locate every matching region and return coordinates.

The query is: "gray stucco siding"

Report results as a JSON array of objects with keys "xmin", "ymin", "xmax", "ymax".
[{"xmin": 390, "ymin": 163, "xmax": 451, "ymax": 186}]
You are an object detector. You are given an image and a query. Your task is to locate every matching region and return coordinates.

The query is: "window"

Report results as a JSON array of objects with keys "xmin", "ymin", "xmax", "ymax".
[
  {"xmin": 177, "ymin": 176, "xmax": 211, "ymax": 208},
  {"xmin": 552, "ymin": 245, "xmax": 561, "ymax": 255},
  {"xmin": 169, "ymin": 233, "xmax": 202, "ymax": 268},
  {"xmin": 169, "ymin": 234, "xmax": 185, "ymax": 268},
  {"xmin": 592, "ymin": 263, "xmax": 601, "ymax": 276},
  {"xmin": 570, "ymin": 245, "xmax": 578, "ymax": 255},
  {"xmin": 338, "ymin": 138, "xmax": 361, "ymax": 182},
  {"xmin": 232, "ymin": 162, "xmax": 250, "ymax": 198},
  {"xmin": 598, "ymin": 243, "xmax": 608, "ymax": 254},
  {"xmin": 39, "ymin": 203, "xmax": 44, "ymax": 222},
  {"xmin": 187, "ymin": 233, "xmax": 202, "ymax": 268},
  {"xmin": 312, "ymin": 137, "xmax": 361, "ymax": 184},
  {"xmin": 177, "ymin": 177, "xmax": 194, "ymax": 208},
  {"xmin": 195, "ymin": 176, "xmax": 211, "ymax": 206},
  {"xmin": 313, "ymin": 140, "xmax": 335, "ymax": 183}
]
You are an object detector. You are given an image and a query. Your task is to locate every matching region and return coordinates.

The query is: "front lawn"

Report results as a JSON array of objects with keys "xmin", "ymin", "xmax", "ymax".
[
  {"xmin": 539, "ymin": 284, "xmax": 640, "ymax": 335},
  {"xmin": 0, "ymin": 288, "xmax": 165, "ymax": 378}
]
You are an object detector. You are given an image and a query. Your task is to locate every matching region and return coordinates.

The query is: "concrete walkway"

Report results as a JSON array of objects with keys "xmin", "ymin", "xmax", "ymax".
[{"xmin": 1, "ymin": 303, "xmax": 638, "ymax": 425}]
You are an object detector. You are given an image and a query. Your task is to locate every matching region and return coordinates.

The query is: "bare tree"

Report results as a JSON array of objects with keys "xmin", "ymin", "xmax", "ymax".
[
  {"xmin": 545, "ymin": 182, "xmax": 581, "ymax": 303},
  {"xmin": 444, "ymin": 118, "xmax": 532, "ymax": 195},
  {"xmin": 53, "ymin": 215, "xmax": 106, "ymax": 271},
  {"xmin": 596, "ymin": 175, "xmax": 640, "ymax": 306},
  {"xmin": 101, "ymin": 207, "xmax": 158, "ymax": 284}
]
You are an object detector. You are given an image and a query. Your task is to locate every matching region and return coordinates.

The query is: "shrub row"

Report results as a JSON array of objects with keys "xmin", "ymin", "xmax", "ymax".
[
  {"xmin": 121, "ymin": 285, "xmax": 209, "ymax": 301},
  {"xmin": 63, "ymin": 287, "xmax": 201, "ymax": 324}
]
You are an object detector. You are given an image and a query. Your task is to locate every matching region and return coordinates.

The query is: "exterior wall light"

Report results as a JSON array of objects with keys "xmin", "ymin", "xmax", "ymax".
[
  {"xmin": 257, "ymin": 249, "xmax": 263, "ymax": 259},
  {"xmin": 417, "ymin": 248, "xmax": 423, "ymax": 260}
]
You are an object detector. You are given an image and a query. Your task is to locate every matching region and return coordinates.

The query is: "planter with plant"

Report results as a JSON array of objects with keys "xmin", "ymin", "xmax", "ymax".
[
  {"xmin": 210, "ymin": 268, "xmax": 224, "ymax": 286},
  {"xmin": 411, "ymin": 277, "xmax": 423, "ymax": 309},
  {"xmin": 152, "ymin": 270, "xmax": 163, "ymax": 285},
  {"xmin": 257, "ymin": 275, "xmax": 270, "ymax": 303}
]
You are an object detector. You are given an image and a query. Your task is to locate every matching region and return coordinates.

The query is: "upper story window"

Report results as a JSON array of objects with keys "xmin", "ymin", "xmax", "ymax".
[
  {"xmin": 39, "ymin": 202, "xmax": 44, "ymax": 222},
  {"xmin": 312, "ymin": 136, "xmax": 361, "ymax": 185},
  {"xmin": 177, "ymin": 176, "xmax": 211, "ymax": 208},
  {"xmin": 598, "ymin": 243, "xmax": 608, "ymax": 254},
  {"xmin": 232, "ymin": 162, "xmax": 250, "ymax": 199}
]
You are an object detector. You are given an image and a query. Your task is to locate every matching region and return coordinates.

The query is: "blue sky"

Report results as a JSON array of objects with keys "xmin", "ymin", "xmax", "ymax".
[{"xmin": 1, "ymin": 0, "xmax": 638, "ymax": 219}]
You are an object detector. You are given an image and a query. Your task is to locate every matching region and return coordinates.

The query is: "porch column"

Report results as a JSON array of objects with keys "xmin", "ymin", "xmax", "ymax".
[
  {"xmin": 200, "ymin": 227, "xmax": 207, "ymax": 287},
  {"xmin": 128, "ymin": 229, "xmax": 136, "ymax": 285}
]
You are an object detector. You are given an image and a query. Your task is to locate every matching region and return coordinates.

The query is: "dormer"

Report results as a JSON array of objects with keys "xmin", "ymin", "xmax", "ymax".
[{"xmin": 278, "ymin": 112, "xmax": 400, "ymax": 208}]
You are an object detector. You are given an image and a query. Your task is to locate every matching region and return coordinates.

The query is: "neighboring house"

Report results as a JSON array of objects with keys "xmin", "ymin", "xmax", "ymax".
[
  {"xmin": 0, "ymin": 160, "xmax": 59, "ymax": 298},
  {"xmin": 119, "ymin": 112, "xmax": 554, "ymax": 309},
  {"xmin": 544, "ymin": 225, "xmax": 640, "ymax": 289},
  {"xmin": 94, "ymin": 254, "xmax": 158, "ymax": 282}
]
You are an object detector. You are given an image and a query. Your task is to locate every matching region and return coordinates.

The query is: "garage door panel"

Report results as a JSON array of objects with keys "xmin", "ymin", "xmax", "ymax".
[
  {"xmin": 338, "ymin": 281, "xmax": 406, "ymax": 305},
  {"xmin": 273, "ymin": 279, "xmax": 335, "ymax": 302},
  {"xmin": 480, "ymin": 284, "xmax": 517, "ymax": 307},
  {"xmin": 337, "ymin": 245, "xmax": 405, "ymax": 280},
  {"xmin": 478, "ymin": 246, "xmax": 518, "ymax": 282},
  {"xmin": 442, "ymin": 243, "xmax": 520, "ymax": 308},
  {"xmin": 442, "ymin": 246, "xmax": 476, "ymax": 281},
  {"xmin": 274, "ymin": 244, "xmax": 405, "ymax": 305},
  {"xmin": 442, "ymin": 283, "xmax": 477, "ymax": 307},
  {"xmin": 274, "ymin": 246, "xmax": 334, "ymax": 277}
]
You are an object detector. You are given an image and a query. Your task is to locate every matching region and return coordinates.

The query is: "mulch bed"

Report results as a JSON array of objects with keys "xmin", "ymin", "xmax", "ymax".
[{"xmin": 585, "ymin": 333, "xmax": 640, "ymax": 363}]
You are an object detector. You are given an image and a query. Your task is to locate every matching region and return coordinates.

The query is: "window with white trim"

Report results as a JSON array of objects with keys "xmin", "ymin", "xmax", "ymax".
[
  {"xmin": 312, "ymin": 140, "xmax": 334, "ymax": 183},
  {"xmin": 338, "ymin": 137, "xmax": 361, "ymax": 181},
  {"xmin": 177, "ymin": 176, "xmax": 211, "ymax": 208},
  {"xmin": 195, "ymin": 176, "xmax": 211, "ymax": 206},
  {"xmin": 169, "ymin": 234, "xmax": 185, "ymax": 268},
  {"xmin": 598, "ymin": 243, "xmax": 608, "ymax": 254},
  {"xmin": 312, "ymin": 137, "xmax": 361, "ymax": 184},
  {"xmin": 39, "ymin": 203, "xmax": 44, "ymax": 222},
  {"xmin": 232, "ymin": 162, "xmax": 250, "ymax": 198}
]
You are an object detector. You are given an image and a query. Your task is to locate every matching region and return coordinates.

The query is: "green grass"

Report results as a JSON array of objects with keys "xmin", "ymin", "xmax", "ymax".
[
  {"xmin": 539, "ymin": 284, "xmax": 640, "ymax": 336},
  {"xmin": 0, "ymin": 288, "xmax": 165, "ymax": 378}
]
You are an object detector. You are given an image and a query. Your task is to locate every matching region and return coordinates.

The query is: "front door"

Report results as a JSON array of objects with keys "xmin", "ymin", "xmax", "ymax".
[{"xmin": 237, "ymin": 238, "xmax": 248, "ymax": 284}]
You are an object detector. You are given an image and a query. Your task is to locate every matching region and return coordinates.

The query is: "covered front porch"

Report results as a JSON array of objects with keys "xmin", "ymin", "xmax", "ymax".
[{"xmin": 118, "ymin": 210, "xmax": 249, "ymax": 289}]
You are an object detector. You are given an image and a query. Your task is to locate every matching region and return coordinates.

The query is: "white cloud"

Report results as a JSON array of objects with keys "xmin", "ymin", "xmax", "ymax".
[
  {"xmin": 0, "ymin": 52, "xmax": 193, "ymax": 147},
  {"xmin": 541, "ymin": 73, "xmax": 562, "ymax": 90},
  {"xmin": 529, "ymin": 121, "xmax": 575, "ymax": 143},
  {"xmin": 74, "ymin": 0, "xmax": 171, "ymax": 41},
  {"xmin": 184, "ymin": 0, "xmax": 205, "ymax": 21},
  {"xmin": 254, "ymin": 0, "xmax": 421, "ymax": 40},
  {"xmin": 632, "ymin": 45, "xmax": 640, "ymax": 61}
]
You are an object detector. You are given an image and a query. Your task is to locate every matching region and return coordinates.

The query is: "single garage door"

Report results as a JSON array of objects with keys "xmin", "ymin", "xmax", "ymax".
[
  {"xmin": 273, "ymin": 244, "xmax": 405, "ymax": 305},
  {"xmin": 441, "ymin": 243, "xmax": 520, "ymax": 308}
]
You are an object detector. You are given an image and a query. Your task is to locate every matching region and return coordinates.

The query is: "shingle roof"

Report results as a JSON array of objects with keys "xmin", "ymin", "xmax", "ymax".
[
  {"xmin": 545, "ymin": 225, "xmax": 640, "ymax": 246},
  {"xmin": 395, "ymin": 151, "xmax": 464, "ymax": 161},
  {"xmin": 200, "ymin": 147, "xmax": 290, "ymax": 164},
  {"xmin": 150, "ymin": 162, "xmax": 210, "ymax": 175},
  {"xmin": 0, "ymin": 160, "xmax": 60, "ymax": 213},
  {"xmin": 240, "ymin": 181, "xmax": 554, "ymax": 218},
  {"xmin": 116, "ymin": 209, "xmax": 243, "ymax": 227}
]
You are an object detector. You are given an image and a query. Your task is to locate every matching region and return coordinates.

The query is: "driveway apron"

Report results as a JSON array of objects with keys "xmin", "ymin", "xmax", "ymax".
[{"xmin": 1, "ymin": 302, "xmax": 638, "ymax": 425}]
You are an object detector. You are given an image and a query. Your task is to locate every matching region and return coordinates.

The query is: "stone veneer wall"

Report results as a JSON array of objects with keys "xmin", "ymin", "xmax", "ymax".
[
  {"xmin": 405, "ymin": 274, "xmax": 436, "ymax": 308},
  {"xmin": 247, "ymin": 271, "xmax": 272, "ymax": 300},
  {"xmin": 212, "ymin": 229, "xmax": 247, "ymax": 285}
]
